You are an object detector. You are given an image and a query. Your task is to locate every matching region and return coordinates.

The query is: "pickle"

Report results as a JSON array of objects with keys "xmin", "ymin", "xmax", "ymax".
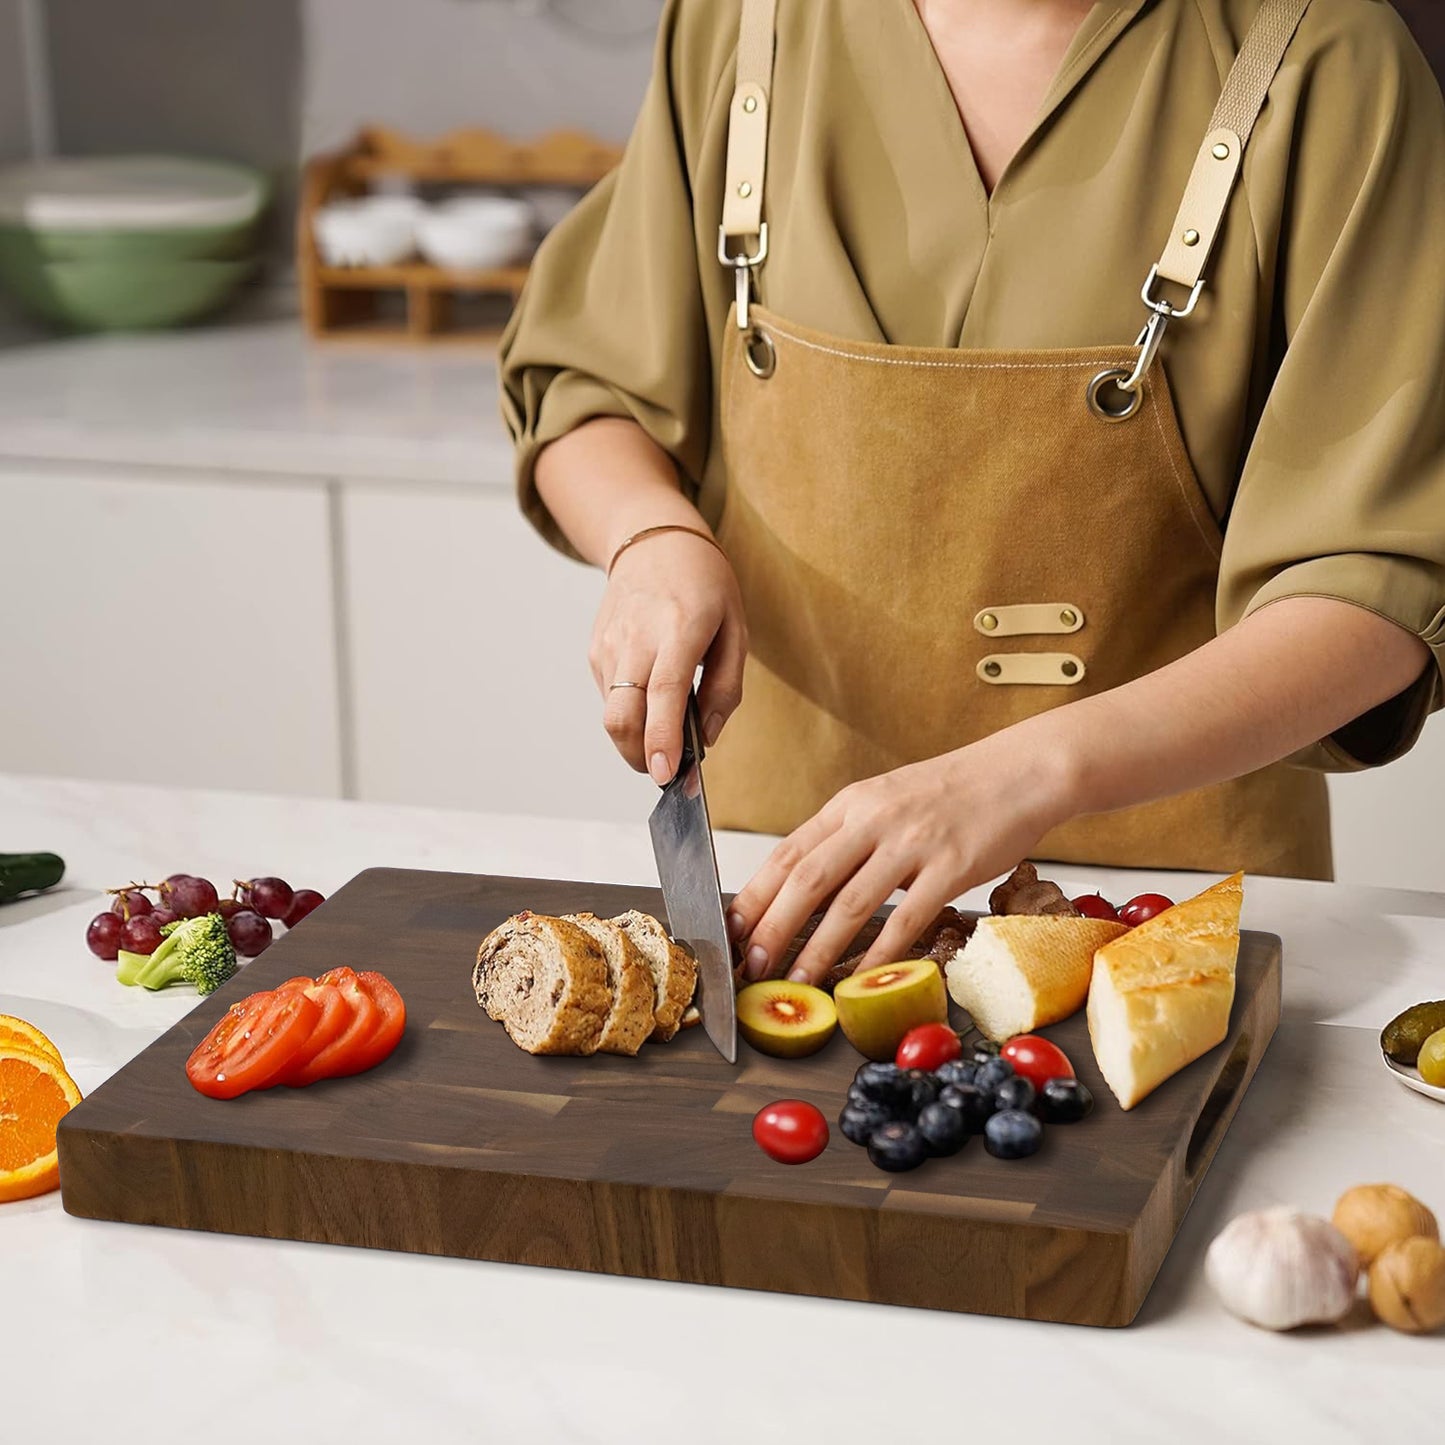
[
  {"xmin": 1418, "ymin": 1028, "xmax": 1445, "ymax": 1088},
  {"xmin": 1380, "ymin": 1001, "xmax": 1445, "ymax": 1066}
]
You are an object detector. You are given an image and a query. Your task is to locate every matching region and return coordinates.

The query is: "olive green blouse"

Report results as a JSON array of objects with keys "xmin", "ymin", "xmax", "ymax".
[{"xmin": 499, "ymin": 0, "xmax": 1445, "ymax": 767}]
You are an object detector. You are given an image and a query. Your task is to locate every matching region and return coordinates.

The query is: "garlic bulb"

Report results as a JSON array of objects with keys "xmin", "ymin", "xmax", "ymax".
[{"xmin": 1206, "ymin": 1206, "xmax": 1359, "ymax": 1330}]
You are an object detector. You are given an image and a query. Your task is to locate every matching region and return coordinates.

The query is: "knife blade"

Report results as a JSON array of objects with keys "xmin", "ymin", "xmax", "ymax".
[{"xmin": 648, "ymin": 692, "xmax": 737, "ymax": 1063}]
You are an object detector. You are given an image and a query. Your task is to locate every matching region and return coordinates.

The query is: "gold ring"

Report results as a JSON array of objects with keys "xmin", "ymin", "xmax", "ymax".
[{"xmin": 609, "ymin": 681, "xmax": 644, "ymax": 691}]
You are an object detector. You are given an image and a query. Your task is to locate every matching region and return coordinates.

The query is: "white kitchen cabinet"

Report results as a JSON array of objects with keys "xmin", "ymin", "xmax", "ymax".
[
  {"xmin": 340, "ymin": 484, "xmax": 657, "ymax": 823},
  {"xmin": 0, "ymin": 463, "xmax": 343, "ymax": 796}
]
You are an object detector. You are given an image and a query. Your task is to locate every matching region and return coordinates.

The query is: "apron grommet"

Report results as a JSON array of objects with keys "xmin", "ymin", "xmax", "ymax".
[
  {"xmin": 1060, "ymin": 608, "xmax": 1079, "ymax": 628},
  {"xmin": 1061, "ymin": 660, "xmax": 1080, "ymax": 679},
  {"xmin": 983, "ymin": 661, "xmax": 1002, "ymax": 679},
  {"xmin": 979, "ymin": 613, "xmax": 998, "ymax": 632},
  {"xmin": 744, "ymin": 329, "xmax": 776, "ymax": 379}
]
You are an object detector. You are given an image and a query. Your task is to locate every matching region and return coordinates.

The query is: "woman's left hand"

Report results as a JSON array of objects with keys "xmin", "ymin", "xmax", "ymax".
[{"xmin": 727, "ymin": 732, "xmax": 1077, "ymax": 986}]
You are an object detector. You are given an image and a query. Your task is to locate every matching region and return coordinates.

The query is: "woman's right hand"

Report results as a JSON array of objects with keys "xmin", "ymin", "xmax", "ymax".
[{"xmin": 590, "ymin": 531, "xmax": 748, "ymax": 784}]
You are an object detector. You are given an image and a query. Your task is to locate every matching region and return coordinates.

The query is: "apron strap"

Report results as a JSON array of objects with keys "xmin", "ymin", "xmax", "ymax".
[
  {"xmin": 1153, "ymin": 0, "xmax": 1315, "ymax": 297},
  {"xmin": 719, "ymin": 0, "xmax": 777, "ymax": 327},
  {"xmin": 1095, "ymin": 0, "xmax": 1314, "ymax": 415}
]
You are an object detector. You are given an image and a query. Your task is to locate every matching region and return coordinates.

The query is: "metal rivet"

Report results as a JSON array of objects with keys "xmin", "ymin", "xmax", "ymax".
[
  {"xmin": 743, "ymin": 96, "xmax": 758, "ymax": 114},
  {"xmin": 983, "ymin": 661, "xmax": 1002, "ymax": 678},
  {"xmin": 1212, "ymin": 142, "xmax": 1231, "ymax": 160},
  {"xmin": 979, "ymin": 613, "xmax": 998, "ymax": 632},
  {"xmin": 1060, "ymin": 608, "xmax": 1078, "ymax": 628},
  {"xmin": 738, "ymin": 181, "xmax": 753, "ymax": 199},
  {"xmin": 1061, "ymin": 661, "xmax": 1079, "ymax": 678},
  {"xmin": 1182, "ymin": 229, "xmax": 1200, "ymax": 247}
]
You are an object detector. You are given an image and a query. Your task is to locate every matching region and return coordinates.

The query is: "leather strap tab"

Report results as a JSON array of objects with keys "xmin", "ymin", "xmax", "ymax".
[
  {"xmin": 1153, "ymin": 0, "xmax": 1312, "ymax": 293},
  {"xmin": 721, "ymin": 0, "xmax": 777, "ymax": 244},
  {"xmin": 974, "ymin": 604, "xmax": 1085, "ymax": 638},
  {"xmin": 976, "ymin": 654, "xmax": 1088, "ymax": 687}
]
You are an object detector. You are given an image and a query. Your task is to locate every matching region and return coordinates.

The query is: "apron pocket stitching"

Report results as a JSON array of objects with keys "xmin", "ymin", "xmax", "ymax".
[{"xmin": 1146, "ymin": 381, "xmax": 1224, "ymax": 563}]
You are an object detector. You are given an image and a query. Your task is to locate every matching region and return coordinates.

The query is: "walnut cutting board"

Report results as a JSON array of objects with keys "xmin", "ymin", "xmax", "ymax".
[{"xmin": 57, "ymin": 868, "xmax": 1281, "ymax": 1326}]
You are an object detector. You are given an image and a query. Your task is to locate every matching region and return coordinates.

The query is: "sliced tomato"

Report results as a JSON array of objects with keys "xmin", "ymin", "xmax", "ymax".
[
  {"xmin": 353, "ymin": 971, "xmax": 407, "ymax": 1072},
  {"xmin": 273, "ymin": 981, "xmax": 351, "ymax": 1086},
  {"xmin": 288, "ymin": 967, "xmax": 380, "ymax": 1085},
  {"xmin": 186, "ymin": 989, "xmax": 321, "ymax": 1100}
]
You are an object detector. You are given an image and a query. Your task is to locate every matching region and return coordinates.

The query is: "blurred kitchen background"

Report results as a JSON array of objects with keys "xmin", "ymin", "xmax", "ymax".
[{"xmin": 0, "ymin": 0, "xmax": 1442, "ymax": 891}]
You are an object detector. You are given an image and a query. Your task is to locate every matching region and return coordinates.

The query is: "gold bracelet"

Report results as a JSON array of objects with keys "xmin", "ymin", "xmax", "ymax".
[{"xmin": 606, "ymin": 523, "xmax": 726, "ymax": 578}]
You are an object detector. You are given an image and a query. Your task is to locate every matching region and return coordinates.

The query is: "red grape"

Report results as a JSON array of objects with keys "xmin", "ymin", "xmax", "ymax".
[
  {"xmin": 151, "ymin": 907, "xmax": 178, "ymax": 930},
  {"xmin": 895, "ymin": 1023, "xmax": 963, "ymax": 1071},
  {"xmin": 160, "ymin": 874, "xmax": 219, "ymax": 919},
  {"xmin": 1073, "ymin": 893, "xmax": 1121, "ymax": 922},
  {"xmin": 120, "ymin": 914, "xmax": 164, "ymax": 956},
  {"xmin": 282, "ymin": 888, "xmax": 325, "ymax": 929},
  {"xmin": 752, "ymin": 1100, "xmax": 829, "ymax": 1165},
  {"xmin": 109, "ymin": 889, "xmax": 153, "ymax": 920},
  {"xmin": 241, "ymin": 876, "xmax": 294, "ymax": 920},
  {"xmin": 216, "ymin": 898, "xmax": 244, "ymax": 920},
  {"xmin": 86, "ymin": 912, "xmax": 123, "ymax": 961},
  {"xmin": 227, "ymin": 909, "xmax": 273, "ymax": 957}
]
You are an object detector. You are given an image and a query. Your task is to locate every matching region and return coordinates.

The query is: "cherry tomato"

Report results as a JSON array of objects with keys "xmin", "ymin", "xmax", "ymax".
[
  {"xmin": 1119, "ymin": 893, "xmax": 1175, "ymax": 928},
  {"xmin": 1000, "ymin": 1034, "xmax": 1075, "ymax": 1091},
  {"xmin": 895, "ymin": 1023, "xmax": 963, "ymax": 1072},
  {"xmin": 753, "ymin": 1100, "xmax": 829, "ymax": 1164},
  {"xmin": 185, "ymin": 990, "xmax": 322, "ymax": 1100},
  {"xmin": 1072, "ymin": 893, "xmax": 1121, "ymax": 922}
]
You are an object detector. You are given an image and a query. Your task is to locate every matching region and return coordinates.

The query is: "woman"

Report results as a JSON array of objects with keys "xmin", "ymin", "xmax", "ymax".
[{"xmin": 500, "ymin": 0, "xmax": 1445, "ymax": 985}]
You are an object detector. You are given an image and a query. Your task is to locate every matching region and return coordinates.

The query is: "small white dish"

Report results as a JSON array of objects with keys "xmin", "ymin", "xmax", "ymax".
[
  {"xmin": 1381, "ymin": 1048, "xmax": 1445, "ymax": 1104},
  {"xmin": 415, "ymin": 195, "xmax": 534, "ymax": 271},
  {"xmin": 312, "ymin": 196, "xmax": 419, "ymax": 268}
]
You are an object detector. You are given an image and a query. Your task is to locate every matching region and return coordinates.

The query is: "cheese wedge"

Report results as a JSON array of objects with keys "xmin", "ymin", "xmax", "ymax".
[
  {"xmin": 1087, "ymin": 872, "xmax": 1244, "ymax": 1111},
  {"xmin": 945, "ymin": 916, "xmax": 1129, "ymax": 1041}
]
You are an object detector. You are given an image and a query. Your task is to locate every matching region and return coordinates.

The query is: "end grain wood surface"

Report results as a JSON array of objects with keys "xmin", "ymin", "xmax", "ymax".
[{"xmin": 57, "ymin": 868, "xmax": 1280, "ymax": 1327}]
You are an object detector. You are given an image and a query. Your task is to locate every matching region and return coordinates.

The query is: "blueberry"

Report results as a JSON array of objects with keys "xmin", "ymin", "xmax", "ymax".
[
  {"xmin": 1037, "ymin": 1077, "xmax": 1094, "ymax": 1124},
  {"xmin": 971, "ymin": 1040, "xmax": 1001, "ymax": 1062},
  {"xmin": 934, "ymin": 1058, "xmax": 978, "ymax": 1089},
  {"xmin": 916, "ymin": 1101, "xmax": 970, "ymax": 1157},
  {"xmin": 904, "ymin": 1069, "xmax": 941, "ymax": 1117},
  {"xmin": 939, "ymin": 1082, "xmax": 994, "ymax": 1131},
  {"xmin": 993, "ymin": 1075, "xmax": 1036, "ymax": 1113},
  {"xmin": 854, "ymin": 1062, "xmax": 910, "ymax": 1107},
  {"xmin": 839, "ymin": 1100, "xmax": 894, "ymax": 1145},
  {"xmin": 975, "ymin": 1056, "xmax": 1015, "ymax": 1091},
  {"xmin": 984, "ymin": 1108, "xmax": 1043, "ymax": 1160},
  {"xmin": 867, "ymin": 1120, "xmax": 929, "ymax": 1172}
]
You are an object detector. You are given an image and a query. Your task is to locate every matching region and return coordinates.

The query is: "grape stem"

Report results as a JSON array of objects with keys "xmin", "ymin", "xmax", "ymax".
[{"xmin": 105, "ymin": 880, "xmax": 157, "ymax": 922}]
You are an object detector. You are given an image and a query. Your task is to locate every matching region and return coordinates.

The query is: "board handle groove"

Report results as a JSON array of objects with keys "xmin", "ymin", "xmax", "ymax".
[{"xmin": 1183, "ymin": 1031, "xmax": 1253, "ymax": 1183}]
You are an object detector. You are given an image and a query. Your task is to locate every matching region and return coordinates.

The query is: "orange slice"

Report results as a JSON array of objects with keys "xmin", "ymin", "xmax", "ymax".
[
  {"xmin": 0, "ymin": 1045, "xmax": 82, "ymax": 1203},
  {"xmin": 0, "ymin": 1014, "xmax": 64, "ymax": 1069}
]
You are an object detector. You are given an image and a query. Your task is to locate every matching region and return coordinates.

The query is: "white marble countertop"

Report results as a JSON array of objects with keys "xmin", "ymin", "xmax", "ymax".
[
  {"xmin": 0, "ymin": 296, "xmax": 512, "ymax": 487},
  {"xmin": 3, "ymin": 772, "xmax": 1442, "ymax": 1444}
]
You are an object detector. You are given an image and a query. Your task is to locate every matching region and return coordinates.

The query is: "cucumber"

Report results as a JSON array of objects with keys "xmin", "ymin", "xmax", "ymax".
[{"xmin": 0, "ymin": 851, "xmax": 66, "ymax": 903}]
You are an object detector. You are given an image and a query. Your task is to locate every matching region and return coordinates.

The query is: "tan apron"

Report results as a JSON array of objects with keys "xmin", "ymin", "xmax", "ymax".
[{"xmin": 705, "ymin": 0, "xmax": 1332, "ymax": 880}]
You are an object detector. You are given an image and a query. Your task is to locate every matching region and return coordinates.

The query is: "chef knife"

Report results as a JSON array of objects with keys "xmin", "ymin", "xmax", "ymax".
[{"xmin": 649, "ymin": 691, "xmax": 737, "ymax": 1063}]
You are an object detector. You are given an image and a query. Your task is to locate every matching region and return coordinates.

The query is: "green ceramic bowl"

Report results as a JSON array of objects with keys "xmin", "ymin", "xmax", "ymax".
[
  {"xmin": 0, "ymin": 219, "xmax": 260, "ymax": 264},
  {"xmin": 0, "ymin": 251, "xmax": 259, "ymax": 330}
]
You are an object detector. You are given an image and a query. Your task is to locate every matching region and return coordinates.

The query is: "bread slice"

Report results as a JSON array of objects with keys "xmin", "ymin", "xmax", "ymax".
[
  {"xmin": 1087, "ymin": 872, "xmax": 1244, "ymax": 1111},
  {"xmin": 945, "ymin": 916, "xmax": 1129, "ymax": 1041},
  {"xmin": 563, "ymin": 912, "xmax": 657, "ymax": 1056},
  {"xmin": 612, "ymin": 910, "xmax": 698, "ymax": 1043},
  {"xmin": 473, "ymin": 912, "xmax": 612, "ymax": 1056}
]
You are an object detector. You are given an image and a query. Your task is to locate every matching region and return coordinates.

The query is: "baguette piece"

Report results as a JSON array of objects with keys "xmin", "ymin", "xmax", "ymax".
[
  {"xmin": 944, "ymin": 916, "xmax": 1129, "ymax": 1041},
  {"xmin": 612, "ymin": 910, "xmax": 698, "ymax": 1043},
  {"xmin": 563, "ymin": 912, "xmax": 657, "ymax": 1056},
  {"xmin": 1087, "ymin": 872, "xmax": 1244, "ymax": 1111},
  {"xmin": 473, "ymin": 912, "xmax": 612, "ymax": 1056}
]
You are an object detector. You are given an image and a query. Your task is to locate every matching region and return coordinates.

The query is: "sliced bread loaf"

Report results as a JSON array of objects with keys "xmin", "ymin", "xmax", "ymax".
[
  {"xmin": 563, "ymin": 912, "xmax": 657, "ymax": 1056},
  {"xmin": 473, "ymin": 911, "xmax": 612, "ymax": 1056},
  {"xmin": 612, "ymin": 910, "xmax": 698, "ymax": 1043}
]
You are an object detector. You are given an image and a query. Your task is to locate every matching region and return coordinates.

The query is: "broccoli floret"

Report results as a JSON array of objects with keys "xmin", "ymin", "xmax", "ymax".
[{"xmin": 116, "ymin": 912, "xmax": 238, "ymax": 995}]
